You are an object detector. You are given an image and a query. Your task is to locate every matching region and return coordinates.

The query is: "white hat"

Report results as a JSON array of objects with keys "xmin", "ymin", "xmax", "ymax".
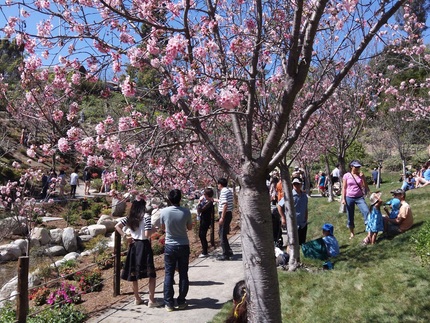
[{"xmin": 292, "ymin": 178, "xmax": 302, "ymax": 184}]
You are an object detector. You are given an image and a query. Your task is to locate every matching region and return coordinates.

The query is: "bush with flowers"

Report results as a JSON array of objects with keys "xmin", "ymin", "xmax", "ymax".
[
  {"xmin": 46, "ymin": 282, "xmax": 81, "ymax": 307},
  {"xmin": 29, "ymin": 287, "xmax": 51, "ymax": 306},
  {"xmin": 74, "ymin": 269, "xmax": 103, "ymax": 293}
]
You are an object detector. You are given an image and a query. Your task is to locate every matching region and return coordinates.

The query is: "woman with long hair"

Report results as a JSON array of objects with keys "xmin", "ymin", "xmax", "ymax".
[
  {"xmin": 226, "ymin": 280, "xmax": 248, "ymax": 323},
  {"xmin": 115, "ymin": 198, "xmax": 160, "ymax": 307}
]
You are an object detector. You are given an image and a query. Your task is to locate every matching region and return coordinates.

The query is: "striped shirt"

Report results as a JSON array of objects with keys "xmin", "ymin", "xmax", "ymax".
[
  {"xmin": 119, "ymin": 214, "xmax": 152, "ymax": 240},
  {"xmin": 219, "ymin": 187, "xmax": 233, "ymax": 213}
]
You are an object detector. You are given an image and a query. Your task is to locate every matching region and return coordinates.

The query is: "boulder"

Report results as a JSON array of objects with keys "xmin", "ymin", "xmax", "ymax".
[
  {"xmin": 111, "ymin": 198, "xmax": 126, "ymax": 217},
  {"xmin": 44, "ymin": 245, "xmax": 67, "ymax": 257},
  {"xmin": 49, "ymin": 228, "xmax": 63, "ymax": 245},
  {"xmin": 30, "ymin": 238, "xmax": 41, "ymax": 248},
  {"xmin": 0, "ymin": 244, "xmax": 22, "ymax": 261},
  {"xmin": 80, "ymin": 250, "xmax": 93, "ymax": 257},
  {"xmin": 0, "ymin": 276, "xmax": 17, "ymax": 307},
  {"xmin": 62, "ymin": 227, "xmax": 78, "ymax": 252},
  {"xmin": 30, "ymin": 227, "xmax": 51, "ymax": 245},
  {"xmin": 0, "ymin": 216, "xmax": 28, "ymax": 237},
  {"xmin": 78, "ymin": 235, "xmax": 93, "ymax": 242},
  {"xmin": 78, "ymin": 226, "xmax": 90, "ymax": 236},
  {"xmin": 88, "ymin": 224, "xmax": 107, "ymax": 237},
  {"xmin": 97, "ymin": 215, "xmax": 116, "ymax": 233},
  {"xmin": 64, "ymin": 252, "xmax": 80, "ymax": 261},
  {"xmin": 12, "ymin": 239, "xmax": 28, "ymax": 255}
]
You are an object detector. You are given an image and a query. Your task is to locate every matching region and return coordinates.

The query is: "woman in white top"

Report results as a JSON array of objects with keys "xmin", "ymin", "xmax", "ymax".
[{"xmin": 115, "ymin": 198, "xmax": 160, "ymax": 307}]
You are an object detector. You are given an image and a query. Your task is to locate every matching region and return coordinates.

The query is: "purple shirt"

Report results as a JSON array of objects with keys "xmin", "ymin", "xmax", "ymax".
[{"xmin": 344, "ymin": 172, "xmax": 364, "ymax": 198}]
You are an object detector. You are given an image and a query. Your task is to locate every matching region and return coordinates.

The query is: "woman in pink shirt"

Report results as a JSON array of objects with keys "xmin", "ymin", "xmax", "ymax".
[{"xmin": 341, "ymin": 160, "xmax": 370, "ymax": 239}]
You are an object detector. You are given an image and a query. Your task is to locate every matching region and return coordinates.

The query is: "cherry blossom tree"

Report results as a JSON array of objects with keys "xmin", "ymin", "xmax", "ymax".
[{"xmin": 0, "ymin": 1, "xmax": 414, "ymax": 321}]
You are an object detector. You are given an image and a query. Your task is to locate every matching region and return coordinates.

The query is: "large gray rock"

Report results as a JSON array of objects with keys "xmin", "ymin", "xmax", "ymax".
[
  {"xmin": 87, "ymin": 224, "xmax": 107, "ymax": 237},
  {"xmin": 62, "ymin": 227, "xmax": 78, "ymax": 252},
  {"xmin": 44, "ymin": 245, "xmax": 67, "ymax": 257},
  {"xmin": 78, "ymin": 226, "xmax": 90, "ymax": 235},
  {"xmin": 50, "ymin": 228, "xmax": 63, "ymax": 245},
  {"xmin": 64, "ymin": 252, "xmax": 80, "ymax": 261},
  {"xmin": 0, "ymin": 276, "xmax": 17, "ymax": 307},
  {"xmin": 78, "ymin": 235, "xmax": 93, "ymax": 242},
  {"xmin": 0, "ymin": 216, "xmax": 28, "ymax": 237},
  {"xmin": 111, "ymin": 198, "xmax": 126, "ymax": 217},
  {"xmin": 0, "ymin": 244, "xmax": 22, "ymax": 261},
  {"xmin": 30, "ymin": 227, "xmax": 51, "ymax": 245},
  {"xmin": 97, "ymin": 214, "xmax": 116, "ymax": 233},
  {"xmin": 12, "ymin": 239, "xmax": 28, "ymax": 255}
]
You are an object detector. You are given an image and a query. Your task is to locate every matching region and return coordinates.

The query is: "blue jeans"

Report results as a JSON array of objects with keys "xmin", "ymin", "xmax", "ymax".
[
  {"xmin": 164, "ymin": 244, "xmax": 190, "ymax": 307},
  {"xmin": 345, "ymin": 196, "xmax": 369, "ymax": 229}
]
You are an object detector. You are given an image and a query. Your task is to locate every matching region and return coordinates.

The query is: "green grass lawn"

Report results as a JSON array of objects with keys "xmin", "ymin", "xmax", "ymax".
[{"xmin": 212, "ymin": 173, "xmax": 430, "ymax": 322}]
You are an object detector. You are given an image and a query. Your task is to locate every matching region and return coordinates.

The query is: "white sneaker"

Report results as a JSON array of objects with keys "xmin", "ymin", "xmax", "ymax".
[{"xmin": 198, "ymin": 253, "xmax": 209, "ymax": 258}]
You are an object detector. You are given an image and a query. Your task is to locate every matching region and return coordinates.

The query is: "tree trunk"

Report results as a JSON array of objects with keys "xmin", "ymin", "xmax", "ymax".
[
  {"xmin": 239, "ymin": 179, "xmax": 282, "ymax": 323},
  {"xmin": 278, "ymin": 163, "xmax": 299, "ymax": 270}
]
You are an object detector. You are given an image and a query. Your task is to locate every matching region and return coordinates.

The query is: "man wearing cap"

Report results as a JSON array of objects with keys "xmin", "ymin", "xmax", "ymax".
[
  {"xmin": 383, "ymin": 189, "xmax": 413, "ymax": 235},
  {"xmin": 277, "ymin": 177, "xmax": 308, "ymax": 245}
]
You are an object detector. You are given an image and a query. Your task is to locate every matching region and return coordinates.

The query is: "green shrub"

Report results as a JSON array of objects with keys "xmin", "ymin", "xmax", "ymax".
[
  {"xmin": 90, "ymin": 203, "xmax": 103, "ymax": 216},
  {"xmin": 411, "ymin": 220, "xmax": 430, "ymax": 266},
  {"xmin": 75, "ymin": 269, "xmax": 103, "ymax": 293},
  {"xmin": 58, "ymin": 259, "xmax": 78, "ymax": 279},
  {"xmin": 81, "ymin": 210, "xmax": 93, "ymax": 220},
  {"xmin": 0, "ymin": 302, "xmax": 15, "ymax": 323},
  {"xmin": 28, "ymin": 304, "xmax": 86, "ymax": 323},
  {"xmin": 96, "ymin": 252, "xmax": 114, "ymax": 270},
  {"xmin": 91, "ymin": 178, "xmax": 102, "ymax": 191}
]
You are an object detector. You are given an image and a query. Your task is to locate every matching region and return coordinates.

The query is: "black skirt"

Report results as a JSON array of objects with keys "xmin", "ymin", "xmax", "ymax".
[{"xmin": 121, "ymin": 239, "xmax": 156, "ymax": 281}]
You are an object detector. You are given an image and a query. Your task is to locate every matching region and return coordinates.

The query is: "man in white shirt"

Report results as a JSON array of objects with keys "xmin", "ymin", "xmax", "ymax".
[
  {"xmin": 69, "ymin": 168, "xmax": 79, "ymax": 198},
  {"xmin": 216, "ymin": 178, "xmax": 234, "ymax": 260}
]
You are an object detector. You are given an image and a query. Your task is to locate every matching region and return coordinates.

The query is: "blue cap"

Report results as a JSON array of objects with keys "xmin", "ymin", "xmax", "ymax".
[{"xmin": 322, "ymin": 223, "xmax": 334, "ymax": 235}]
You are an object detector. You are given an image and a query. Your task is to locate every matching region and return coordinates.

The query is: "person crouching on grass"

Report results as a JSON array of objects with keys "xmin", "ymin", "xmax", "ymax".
[{"xmin": 115, "ymin": 197, "xmax": 160, "ymax": 307}]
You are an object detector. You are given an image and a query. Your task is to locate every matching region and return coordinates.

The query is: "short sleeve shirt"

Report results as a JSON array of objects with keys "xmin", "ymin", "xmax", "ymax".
[
  {"xmin": 119, "ymin": 215, "xmax": 151, "ymax": 240},
  {"xmin": 160, "ymin": 206, "xmax": 192, "ymax": 245}
]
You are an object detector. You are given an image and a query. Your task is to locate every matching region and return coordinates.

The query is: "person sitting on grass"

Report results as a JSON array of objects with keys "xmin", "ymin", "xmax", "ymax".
[
  {"xmin": 321, "ymin": 223, "xmax": 339, "ymax": 257},
  {"xmin": 383, "ymin": 189, "xmax": 413, "ymax": 236},
  {"xmin": 226, "ymin": 280, "xmax": 248, "ymax": 323},
  {"xmin": 362, "ymin": 192, "xmax": 384, "ymax": 245}
]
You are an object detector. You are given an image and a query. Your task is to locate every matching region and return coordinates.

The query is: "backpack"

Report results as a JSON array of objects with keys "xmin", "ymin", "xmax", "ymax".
[{"xmin": 301, "ymin": 238, "xmax": 328, "ymax": 260}]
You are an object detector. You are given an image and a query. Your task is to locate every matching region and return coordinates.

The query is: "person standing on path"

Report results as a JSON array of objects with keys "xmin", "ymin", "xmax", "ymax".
[
  {"xmin": 83, "ymin": 166, "xmax": 92, "ymax": 195},
  {"xmin": 70, "ymin": 168, "xmax": 79, "ymax": 198},
  {"xmin": 216, "ymin": 178, "xmax": 234, "ymax": 261},
  {"xmin": 160, "ymin": 189, "xmax": 192, "ymax": 312},
  {"xmin": 341, "ymin": 160, "xmax": 370, "ymax": 239},
  {"xmin": 115, "ymin": 198, "xmax": 160, "ymax": 307},
  {"xmin": 197, "ymin": 187, "xmax": 215, "ymax": 258}
]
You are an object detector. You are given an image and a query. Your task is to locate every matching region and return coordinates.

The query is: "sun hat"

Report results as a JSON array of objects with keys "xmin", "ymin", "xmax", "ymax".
[
  {"xmin": 369, "ymin": 192, "xmax": 381, "ymax": 206},
  {"xmin": 292, "ymin": 177, "xmax": 302, "ymax": 184},
  {"xmin": 322, "ymin": 223, "xmax": 334, "ymax": 235},
  {"xmin": 350, "ymin": 160, "xmax": 362, "ymax": 167}
]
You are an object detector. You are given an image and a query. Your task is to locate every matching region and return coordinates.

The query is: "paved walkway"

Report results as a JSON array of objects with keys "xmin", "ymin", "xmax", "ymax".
[{"xmin": 87, "ymin": 234, "xmax": 244, "ymax": 323}]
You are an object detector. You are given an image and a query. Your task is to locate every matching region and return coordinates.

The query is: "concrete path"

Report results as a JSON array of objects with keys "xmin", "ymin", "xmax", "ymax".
[{"xmin": 87, "ymin": 234, "xmax": 244, "ymax": 323}]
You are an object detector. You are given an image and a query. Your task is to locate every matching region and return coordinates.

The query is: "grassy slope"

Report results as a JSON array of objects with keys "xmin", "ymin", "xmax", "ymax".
[{"xmin": 212, "ymin": 172, "xmax": 430, "ymax": 322}]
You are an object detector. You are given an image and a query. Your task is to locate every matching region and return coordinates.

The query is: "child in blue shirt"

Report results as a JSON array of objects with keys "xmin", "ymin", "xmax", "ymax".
[
  {"xmin": 383, "ymin": 197, "xmax": 400, "ymax": 219},
  {"xmin": 322, "ymin": 223, "xmax": 339, "ymax": 257}
]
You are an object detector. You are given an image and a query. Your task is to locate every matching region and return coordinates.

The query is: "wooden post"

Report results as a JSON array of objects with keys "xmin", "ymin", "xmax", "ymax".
[
  {"xmin": 17, "ymin": 256, "xmax": 29, "ymax": 323},
  {"xmin": 113, "ymin": 230, "xmax": 121, "ymax": 297}
]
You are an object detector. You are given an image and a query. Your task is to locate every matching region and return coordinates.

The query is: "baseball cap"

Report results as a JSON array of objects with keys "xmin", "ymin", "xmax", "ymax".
[
  {"xmin": 350, "ymin": 160, "xmax": 362, "ymax": 167},
  {"xmin": 292, "ymin": 177, "xmax": 302, "ymax": 184},
  {"xmin": 322, "ymin": 223, "xmax": 334, "ymax": 235}
]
